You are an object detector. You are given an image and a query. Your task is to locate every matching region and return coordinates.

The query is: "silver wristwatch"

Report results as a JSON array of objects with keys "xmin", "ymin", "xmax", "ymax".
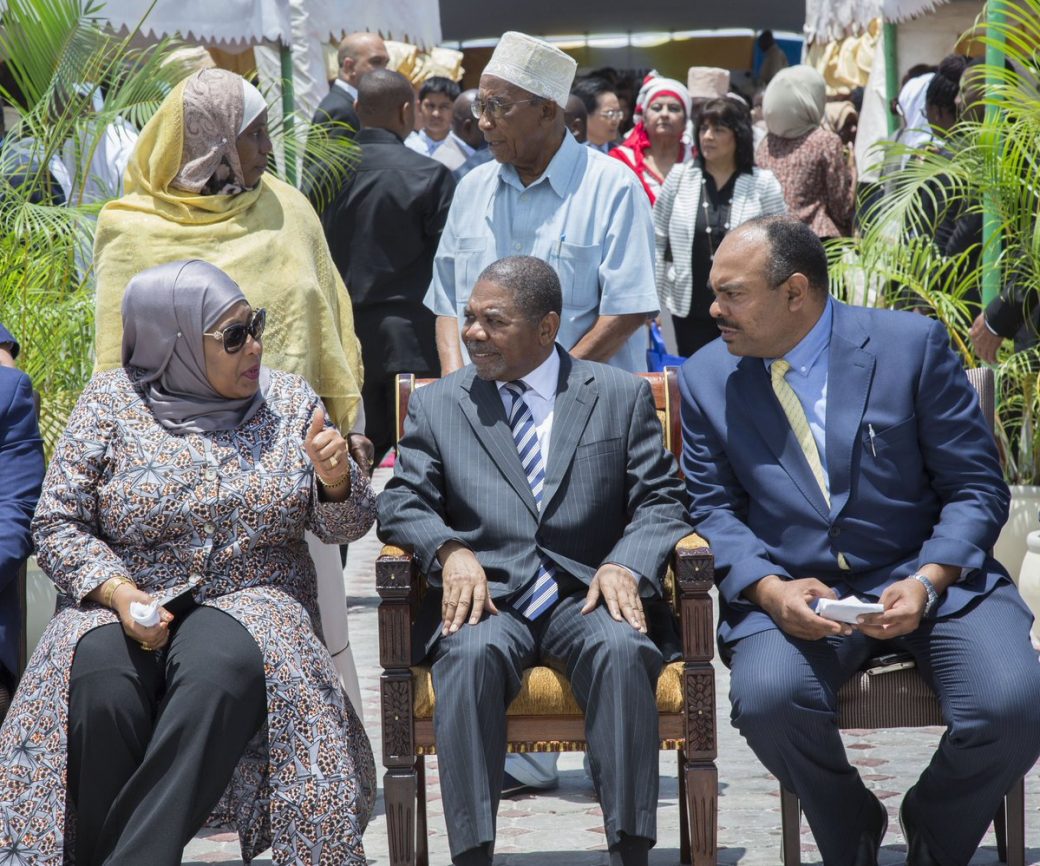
[{"xmin": 910, "ymin": 573, "xmax": 939, "ymax": 617}]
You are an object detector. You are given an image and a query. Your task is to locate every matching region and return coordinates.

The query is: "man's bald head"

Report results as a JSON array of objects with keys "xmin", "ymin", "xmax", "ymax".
[
  {"xmin": 451, "ymin": 89, "xmax": 484, "ymax": 150},
  {"xmin": 337, "ymin": 32, "xmax": 389, "ymax": 87},
  {"xmin": 356, "ymin": 69, "xmax": 416, "ymax": 138}
]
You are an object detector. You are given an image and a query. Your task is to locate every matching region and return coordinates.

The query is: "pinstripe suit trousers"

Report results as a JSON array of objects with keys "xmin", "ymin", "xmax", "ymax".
[
  {"xmin": 727, "ymin": 581, "xmax": 1040, "ymax": 865},
  {"xmin": 430, "ymin": 594, "xmax": 663, "ymax": 859}
]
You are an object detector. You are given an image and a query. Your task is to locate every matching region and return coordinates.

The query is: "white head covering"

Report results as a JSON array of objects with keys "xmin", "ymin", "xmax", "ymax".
[
  {"xmin": 636, "ymin": 76, "xmax": 692, "ymax": 119},
  {"xmin": 482, "ymin": 31, "xmax": 577, "ymax": 109},
  {"xmin": 763, "ymin": 65, "xmax": 826, "ymax": 139},
  {"xmin": 895, "ymin": 72, "xmax": 935, "ymax": 164},
  {"xmin": 687, "ymin": 67, "xmax": 730, "ymax": 100},
  {"xmin": 239, "ymin": 79, "xmax": 267, "ymax": 135}
]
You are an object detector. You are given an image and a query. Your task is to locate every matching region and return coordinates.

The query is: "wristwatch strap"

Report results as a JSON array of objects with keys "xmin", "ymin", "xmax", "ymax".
[{"xmin": 910, "ymin": 572, "xmax": 939, "ymax": 617}]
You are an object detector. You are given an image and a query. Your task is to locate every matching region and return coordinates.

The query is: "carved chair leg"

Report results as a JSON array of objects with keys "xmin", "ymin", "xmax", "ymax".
[
  {"xmin": 1004, "ymin": 776, "xmax": 1025, "ymax": 866},
  {"xmin": 384, "ymin": 768, "xmax": 418, "ymax": 866},
  {"xmin": 678, "ymin": 750, "xmax": 691, "ymax": 865},
  {"xmin": 780, "ymin": 786, "xmax": 801, "ymax": 866},
  {"xmin": 687, "ymin": 761, "xmax": 717, "ymax": 866},
  {"xmin": 416, "ymin": 756, "xmax": 429, "ymax": 866}
]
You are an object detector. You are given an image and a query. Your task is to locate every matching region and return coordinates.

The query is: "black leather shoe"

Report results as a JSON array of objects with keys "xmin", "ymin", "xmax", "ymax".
[
  {"xmin": 900, "ymin": 786, "xmax": 943, "ymax": 866},
  {"xmin": 852, "ymin": 791, "xmax": 889, "ymax": 866}
]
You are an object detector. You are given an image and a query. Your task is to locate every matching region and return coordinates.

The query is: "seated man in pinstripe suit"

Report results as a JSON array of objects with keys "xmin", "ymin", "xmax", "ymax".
[{"xmin": 378, "ymin": 256, "xmax": 690, "ymax": 866}]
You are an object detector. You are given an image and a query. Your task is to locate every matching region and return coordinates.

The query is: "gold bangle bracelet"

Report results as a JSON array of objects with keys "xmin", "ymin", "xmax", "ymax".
[
  {"xmin": 102, "ymin": 576, "xmax": 135, "ymax": 609},
  {"xmin": 317, "ymin": 469, "xmax": 350, "ymax": 490}
]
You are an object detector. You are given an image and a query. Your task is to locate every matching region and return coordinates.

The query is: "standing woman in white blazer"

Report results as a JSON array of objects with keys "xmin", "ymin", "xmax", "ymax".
[{"xmin": 654, "ymin": 97, "xmax": 787, "ymax": 356}]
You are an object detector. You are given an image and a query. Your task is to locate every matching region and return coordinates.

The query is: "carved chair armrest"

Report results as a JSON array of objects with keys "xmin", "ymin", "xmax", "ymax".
[
  {"xmin": 375, "ymin": 545, "xmax": 425, "ymax": 671},
  {"xmin": 671, "ymin": 533, "xmax": 715, "ymax": 666}
]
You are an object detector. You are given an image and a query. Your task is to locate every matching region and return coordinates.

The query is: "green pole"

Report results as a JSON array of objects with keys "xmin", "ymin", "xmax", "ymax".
[
  {"xmin": 981, "ymin": 0, "xmax": 1005, "ymax": 307},
  {"xmin": 883, "ymin": 22, "xmax": 900, "ymax": 135},
  {"xmin": 279, "ymin": 41, "xmax": 297, "ymax": 186}
]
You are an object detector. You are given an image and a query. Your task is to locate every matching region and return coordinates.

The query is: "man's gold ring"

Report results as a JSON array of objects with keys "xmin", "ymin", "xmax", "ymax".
[{"xmin": 139, "ymin": 641, "xmax": 154, "ymax": 652}]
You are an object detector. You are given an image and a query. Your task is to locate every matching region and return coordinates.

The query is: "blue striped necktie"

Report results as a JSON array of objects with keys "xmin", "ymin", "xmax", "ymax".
[{"xmin": 502, "ymin": 381, "xmax": 559, "ymax": 619}]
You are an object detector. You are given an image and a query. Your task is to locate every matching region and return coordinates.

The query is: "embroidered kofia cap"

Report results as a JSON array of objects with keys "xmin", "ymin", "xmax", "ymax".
[
  {"xmin": 483, "ymin": 31, "xmax": 577, "ymax": 109},
  {"xmin": 687, "ymin": 66, "xmax": 731, "ymax": 100}
]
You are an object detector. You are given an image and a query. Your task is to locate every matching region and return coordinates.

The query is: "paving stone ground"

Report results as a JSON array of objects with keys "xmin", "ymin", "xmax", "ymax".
[{"xmin": 184, "ymin": 468, "xmax": 1040, "ymax": 865}]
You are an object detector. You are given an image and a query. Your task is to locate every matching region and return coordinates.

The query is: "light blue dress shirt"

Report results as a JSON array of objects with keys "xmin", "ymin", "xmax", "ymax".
[
  {"xmin": 405, "ymin": 129, "xmax": 444, "ymax": 157},
  {"xmin": 424, "ymin": 131, "xmax": 658, "ymax": 372},
  {"xmin": 764, "ymin": 299, "xmax": 833, "ymax": 492}
]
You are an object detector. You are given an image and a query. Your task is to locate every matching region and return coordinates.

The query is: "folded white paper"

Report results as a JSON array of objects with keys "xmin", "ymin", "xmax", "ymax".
[
  {"xmin": 814, "ymin": 597, "xmax": 884, "ymax": 624},
  {"xmin": 129, "ymin": 599, "xmax": 161, "ymax": 627}
]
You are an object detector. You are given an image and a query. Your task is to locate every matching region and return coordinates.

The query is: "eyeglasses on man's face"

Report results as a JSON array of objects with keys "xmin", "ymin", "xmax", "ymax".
[
  {"xmin": 203, "ymin": 308, "xmax": 267, "ymax": 354},
  {"xmin": 596, "ymin": 109, "xmax": 624, "ymax": 121},
  {"xmin": 471, "ymin": 95, "xmax": 541, "ymax": 120}
]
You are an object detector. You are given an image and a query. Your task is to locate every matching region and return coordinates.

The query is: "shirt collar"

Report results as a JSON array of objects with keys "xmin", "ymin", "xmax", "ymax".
[
  {"xmin": 765, "ymin": 299, "xmax": 833, "ymax": 378},
  {"xmin": 498, "ymin": 131, "xmax": 578, "ymax": 198},
  {"xmin": 449, "ymin": 131, "xmax": 476, "ymax": 158},
  {"xmin": 334, "ymin": 79, "xmax": 357, "ymax": 101},
  {"xmin": 497, "ymin": 347, "xmax": 561, "ymax": 401}
]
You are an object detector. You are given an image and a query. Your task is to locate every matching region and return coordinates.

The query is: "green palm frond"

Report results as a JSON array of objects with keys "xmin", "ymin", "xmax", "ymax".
[{"xmin": 841, "ymin": 0, "xmax": 1040, "ymax": 480}]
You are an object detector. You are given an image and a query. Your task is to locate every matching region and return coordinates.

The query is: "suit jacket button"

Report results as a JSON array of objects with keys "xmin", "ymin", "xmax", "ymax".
[{"xmin": 828, "ymin": 526, "xmax": 840, "ymax": 538}]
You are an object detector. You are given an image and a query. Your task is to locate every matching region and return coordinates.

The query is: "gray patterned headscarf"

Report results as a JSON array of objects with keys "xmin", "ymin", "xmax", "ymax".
[
  {"xmin": 121, "ymin": 259, "xmax": 269, "ymax": 434},
  {"xmin": 171, "ymin": 68, "xmax": 265, "ymax": 195}
]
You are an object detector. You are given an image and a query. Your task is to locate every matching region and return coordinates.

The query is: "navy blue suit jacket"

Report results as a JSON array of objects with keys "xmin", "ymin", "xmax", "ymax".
[
  {"xmin": 0, "ymin": 362, "xmax": 45, "ymax": 677},
  {"xmin": 679, "ymin": 302, "xmax": 1015, "ymax": 646}
]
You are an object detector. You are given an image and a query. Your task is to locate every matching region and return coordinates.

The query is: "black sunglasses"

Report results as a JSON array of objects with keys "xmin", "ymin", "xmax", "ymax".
[{"xmin": 203, "ymin": 308, "xmax": 266, "ymax": 353}]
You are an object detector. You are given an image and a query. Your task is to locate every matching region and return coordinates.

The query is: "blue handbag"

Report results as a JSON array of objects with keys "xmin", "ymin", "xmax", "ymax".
[{"xmin": 646, "ymin": 321, "xmax": 685, "ymax": 372}]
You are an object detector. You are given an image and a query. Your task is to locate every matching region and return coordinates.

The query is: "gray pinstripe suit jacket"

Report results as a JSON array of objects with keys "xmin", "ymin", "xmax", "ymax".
[{"xmin": 377, "ymin": 348, "xmax": 691, "ymax": 656}]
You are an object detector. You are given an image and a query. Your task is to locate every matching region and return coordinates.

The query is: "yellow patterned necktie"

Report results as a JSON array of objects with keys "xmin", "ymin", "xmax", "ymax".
[{"xmin": 770, "ymin": 359, "xmax": 830, "ymax": 506}]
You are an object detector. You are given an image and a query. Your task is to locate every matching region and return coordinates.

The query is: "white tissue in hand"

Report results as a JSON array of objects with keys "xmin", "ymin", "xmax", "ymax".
[{"xmin": 129, "ymin": 599, "xmax": 160, "ymax": 627}]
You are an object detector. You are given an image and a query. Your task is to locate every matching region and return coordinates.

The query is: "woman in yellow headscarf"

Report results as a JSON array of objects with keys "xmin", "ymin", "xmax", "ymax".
[{"xmin": 93, "ymin": 68, "xmax": 368, "ymax": 719}]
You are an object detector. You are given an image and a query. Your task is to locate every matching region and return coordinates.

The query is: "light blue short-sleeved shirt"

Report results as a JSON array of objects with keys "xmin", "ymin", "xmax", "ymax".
[{"xmin": 424, "ymin": 131, "xmax": 658, "ymax": 372}]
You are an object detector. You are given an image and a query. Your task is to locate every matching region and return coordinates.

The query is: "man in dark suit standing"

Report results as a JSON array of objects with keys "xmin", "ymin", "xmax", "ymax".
[
  {"xmin": 0, "ymin": 323, "xmax": 45, "ymax": 718},
  {"xmin": 303, "ymin": 31, "xmax": 389, "ymax": 207},
  {"xmin": 378, "ymin": 256, "xmax": 690, "ymax": 866},
  {"xmin": 322, "ymin": 69, "xmax": 455, "ymax": 463},
  {"xmin": 679, "ymin": 216, "xmax": 1040, "ymax": 865}
]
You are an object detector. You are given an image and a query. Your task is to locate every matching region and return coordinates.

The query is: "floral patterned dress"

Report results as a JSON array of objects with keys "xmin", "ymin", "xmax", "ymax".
[{"xmin": 0, "ymin": 368, "xmax": 377, "ymax": 865}]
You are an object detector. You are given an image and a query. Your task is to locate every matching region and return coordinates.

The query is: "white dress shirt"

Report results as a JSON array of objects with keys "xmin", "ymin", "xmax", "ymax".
[
  {"xmin": 333, "ymin": 79, "xmax": 358, "ymax": 101},
  {"xmin": 496, "ymin": 349, "xmax": 560, "ymax": 459}
]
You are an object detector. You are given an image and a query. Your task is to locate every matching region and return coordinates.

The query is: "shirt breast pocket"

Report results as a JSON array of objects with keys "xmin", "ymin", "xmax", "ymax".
[
  {"xmin": 454, "ymin": 237, "xmax": 488, "ymax": 308},
  {"xmin": 553, "ymin": 241, "xmax": 600, "ymax": 311}
]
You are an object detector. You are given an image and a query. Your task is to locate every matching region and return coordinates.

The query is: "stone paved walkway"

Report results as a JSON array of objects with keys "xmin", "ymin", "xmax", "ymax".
[{"xmin": 184, "ymin": 469, "xmax": 1040, "ymax": 865}]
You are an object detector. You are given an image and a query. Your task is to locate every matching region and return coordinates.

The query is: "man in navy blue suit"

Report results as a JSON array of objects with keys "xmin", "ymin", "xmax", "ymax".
[
  {"xmin": 0, "ymin": 323, "xmax": 45, "ymax": 714},
  {"xmin": 679, "ymin": 216, "xmax": 1040, "ymax": 866}
]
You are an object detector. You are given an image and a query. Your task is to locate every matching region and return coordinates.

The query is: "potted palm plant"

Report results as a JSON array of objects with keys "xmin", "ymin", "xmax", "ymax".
[{"xmin": 827, "ymin": 0, "xmax": 1040, "ymax": 577}]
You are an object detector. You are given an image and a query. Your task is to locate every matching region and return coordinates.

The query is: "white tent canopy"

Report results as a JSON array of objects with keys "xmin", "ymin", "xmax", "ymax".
[
  {"xmin": 805, "ymin": 0, "xmax": 951, "ymax": 41},
  {"xmin": 87, "ymin": 0, "xmax": 441, "ymax": 48}
]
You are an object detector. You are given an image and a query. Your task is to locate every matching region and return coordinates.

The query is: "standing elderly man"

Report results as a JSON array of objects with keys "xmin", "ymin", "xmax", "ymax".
[
  {"xmin": 426, "ymin": 31, "xmax": 658, "ymax": 380},
  {"xmin": 380, "ymin": 256, "xmax": 689, "ymax": 866},
  {"xmin": 680, "ymin": 216, "xmax": 1040, "ymax": 865}
]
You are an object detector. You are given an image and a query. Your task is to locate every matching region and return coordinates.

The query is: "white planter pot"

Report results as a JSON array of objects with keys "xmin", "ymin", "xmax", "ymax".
[
  {"xmin": 993, "ymin": 485, "xmax": 1040, "ymax": 583},
  {"xmin": 1018, "ymin": 531, "xmax": 1040, "ymax": 644}
]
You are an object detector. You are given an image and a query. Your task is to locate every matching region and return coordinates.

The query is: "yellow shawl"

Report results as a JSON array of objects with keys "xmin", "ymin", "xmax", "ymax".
[{"xmin": 93, "ymin": 76, "xmax": 362, "ymax": 431}]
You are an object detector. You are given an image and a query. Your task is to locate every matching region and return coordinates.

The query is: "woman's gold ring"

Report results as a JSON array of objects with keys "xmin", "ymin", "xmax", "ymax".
[{"xmin": 328, "ymin": 455, "xmax": 338, "ymax": 468}]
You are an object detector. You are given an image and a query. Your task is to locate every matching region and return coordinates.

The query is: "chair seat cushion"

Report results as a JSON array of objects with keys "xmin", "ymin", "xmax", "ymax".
[{"xmin": 412, "ymin": 660, "xmax": 685, "ymax": 719}]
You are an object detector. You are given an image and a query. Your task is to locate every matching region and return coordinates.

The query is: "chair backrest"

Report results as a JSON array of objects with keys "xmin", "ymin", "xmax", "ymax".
[
  {"xmin": 395, "ymin": 367, "xmax": 683, "ymax": 466},
  {"xmin": 965, "ymin": 366, "xmax": 995, "ymax": 432}
]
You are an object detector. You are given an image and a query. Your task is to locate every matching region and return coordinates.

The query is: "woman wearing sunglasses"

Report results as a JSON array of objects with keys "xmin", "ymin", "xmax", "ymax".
[
  {"xmin": 0, "ymin": 259, "xmax": 376, "ymax": 865},
  {"xmin": 90, "ymin": 67, "xmax": 370, "ymax": 756}
]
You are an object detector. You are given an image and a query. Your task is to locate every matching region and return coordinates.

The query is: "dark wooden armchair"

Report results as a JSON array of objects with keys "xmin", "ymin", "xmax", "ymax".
[
  {"xmin": 779, "ymin": 367, "xmax": 1025, "ymax": 866},
  {"xmin": 376, "ymin": 368, "xmax": 719, "ymax": 866}
]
